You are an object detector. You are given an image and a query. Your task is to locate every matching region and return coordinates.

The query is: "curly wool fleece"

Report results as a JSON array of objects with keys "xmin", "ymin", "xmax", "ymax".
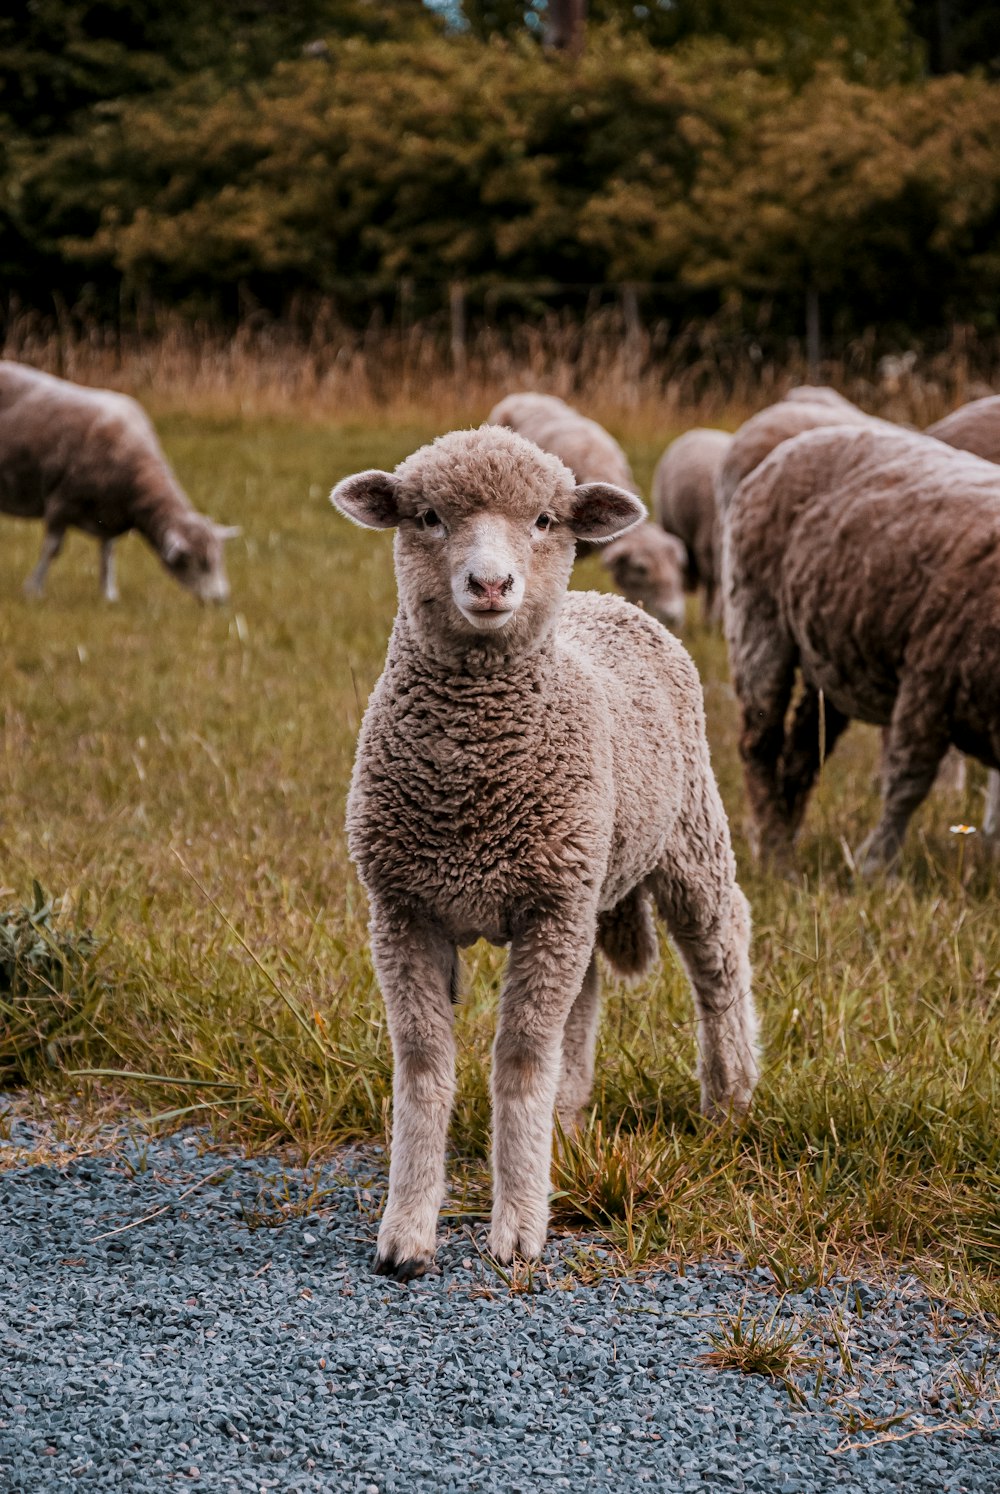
[{"xmin": 333, "ymin": 426, "xmax": 757, "ymax": 1281}]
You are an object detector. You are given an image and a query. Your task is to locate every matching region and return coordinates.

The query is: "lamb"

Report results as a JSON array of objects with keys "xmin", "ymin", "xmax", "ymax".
[
  {"xmin": 487, "ymin": 391, "xmax": 687, "ymax": 628},
  {"xmin": 652, "ymin": 428, "xmax": 732, "ymax": 622},
  {"xmin": 716, "ymin": 395, "xmax": 875, "ymax": 514},
  {"xmin": 0, "ymin": 361, "xmax": 238, "ymax": 601},
  {"xmin": 724, "ymin": 423, "xmax": 1000, "ymax": 872},
  {"xmin": 332, "ymin": 425, "xmax": 758, "ymax": 1279},
  {"xmin": 926, "ymin": 395, "xmax": 1000, "ymax": 465}
]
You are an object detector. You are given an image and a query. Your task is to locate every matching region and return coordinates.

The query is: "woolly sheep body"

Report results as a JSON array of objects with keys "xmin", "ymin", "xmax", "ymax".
[
  {"xmin": 724, "ymin": 424, "xmax": 1000, "ymax": 872},
  {"xmin": 652, "ymin": 428, "xmax": 731, "ymax": 621},
  {"xmin": 488, "ymin": 391, "xmax": 686, "ymax": 628},
  {"xmin": 716, "ymin": 397, "xmax": 875, "ymax": 514},
  {"xmin": 333, "ymin": 425, "xmax": 757, "ymax": 1279},
  {"xmin": 0, "ymin": 360, "xmax": 237, "ymax": 602}
]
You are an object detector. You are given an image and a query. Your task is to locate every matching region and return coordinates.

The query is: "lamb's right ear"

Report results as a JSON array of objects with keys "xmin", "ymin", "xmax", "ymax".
[
  {"xmin": 568, "ymin": 483, "xmax": 646, "ymax": 543},
  {"xmin": 330, "ymin": 470, "xmax": 401, "ymax": 530}
]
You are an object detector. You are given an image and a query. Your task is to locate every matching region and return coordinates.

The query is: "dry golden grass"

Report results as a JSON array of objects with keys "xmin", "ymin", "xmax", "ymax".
[
  {"xmin": 4, "ymin": 311, "xmax": 996, "ymax": 437},
  {"xmin": 1, "ymin": 395, "xmax": 998, "ymax": 1312}
]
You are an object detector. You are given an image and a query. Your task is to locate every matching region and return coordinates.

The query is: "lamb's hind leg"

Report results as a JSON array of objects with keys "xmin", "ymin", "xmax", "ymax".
[
  {"xmin": 555, "ymin": 954, "xmax": 600, "ymax": 1134},
  {"xmin": 23, "ymin": 525, "xmax": 65, "ymax": 597},
  {"xmin": 651, "ymin": 788, "xmax": 758, "ymax": 1118},
  {"xmin": 368, "ymin": 903, "xmax": 457, "ymax": 1280}
]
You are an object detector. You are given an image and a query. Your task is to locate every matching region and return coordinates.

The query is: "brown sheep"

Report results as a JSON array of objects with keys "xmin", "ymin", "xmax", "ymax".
[
  {"xmin": 0, "ymin": 361, "xmax": 238, "ymax": 602},
  {"xmin": 652, "ymin": 428, "xmax": 731, "ymax": 622},
  {"xmin": 724, "ymin": 424, "xmax": 1000, "ymax": 872},
  {"xmin": 926, "ymin": 395, "xmax": 1000, "ymax": 465},
  {"xmin": 488, "ymin": 391, "xmax": 687, "ymax": 629}
]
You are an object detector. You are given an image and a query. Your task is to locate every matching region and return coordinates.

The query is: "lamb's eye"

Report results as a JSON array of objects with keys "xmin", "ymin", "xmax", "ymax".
[
  {"xmin": 535, "ymin": 513, "xmax": 553, "ymax": 532},
  {"xmin": 418, "ymin": 510, "xmax": 443, "ymax": 531}
]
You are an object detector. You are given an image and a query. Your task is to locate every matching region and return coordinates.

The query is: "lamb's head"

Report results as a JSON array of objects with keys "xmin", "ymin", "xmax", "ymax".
[
  {"xmin": 601, "ymin": 525, "xmax": 687, "ymax": 631},
  {"xmin": 161, "ymin": 515, "xmax": 240, "ymax": 603},
  {"xmin": 331, "ymin": 426, "xmax": 644, "ymax": 660}
]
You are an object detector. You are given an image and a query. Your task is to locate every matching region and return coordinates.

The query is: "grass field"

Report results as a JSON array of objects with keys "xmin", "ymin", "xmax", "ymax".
[{"xmin": 1, "ymin": 410, "xmax": 999, "ymax": 1314}]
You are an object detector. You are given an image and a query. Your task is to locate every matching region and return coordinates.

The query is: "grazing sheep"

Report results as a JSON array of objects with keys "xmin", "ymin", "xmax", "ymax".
[
  {"xmin": 724, "ymin": 424, "xmax": 1000, "ymax": 872},
  {"xmin": 487, "ymin": 391, "xmax": 687, "ymax": 629},
  {"xmin": 0, "ymin": 361, "xmax": 238, "ymax": 601},
  {"xmin": 926, "ymin": 395, "xmax": 1000, "ymax": 466},
  {"xmin": 716, "ymin": 396, "xmax": 875, "ymax": 514},
  {"xmin": 652, "ymin": 428, "xmax": 731, "ymax": 622},
  {"xmin": 333, "ymin": 425, "xmax": 758, "ymax": 1279}
]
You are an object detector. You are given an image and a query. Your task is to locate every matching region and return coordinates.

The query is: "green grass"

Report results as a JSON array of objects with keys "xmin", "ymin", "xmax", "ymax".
[{"xmin": 1, "ymin": 411, "xmax": 999, "ymax": 1312}]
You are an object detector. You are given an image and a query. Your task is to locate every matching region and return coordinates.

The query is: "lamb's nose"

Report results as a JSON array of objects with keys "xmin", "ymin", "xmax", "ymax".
[{"xmin": 466, "ymin": 572, "xmax": 514, "ymax": 605}]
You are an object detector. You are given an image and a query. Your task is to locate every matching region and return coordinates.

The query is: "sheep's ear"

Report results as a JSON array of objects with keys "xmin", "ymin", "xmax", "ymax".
[
  {"xmin": 331, "ymin": 470, "xmax": 401, "ymax": 530},
  {"xmin": 568, "ymin": 483, "xmax": 646, "ymax": 543},
  {"xmin": 162, "ymin": 528, "xmax": 191, "ymax": 565},
  {"xmin": 212, "ymin": 523, "xmax": 242, "ymax": 541}
]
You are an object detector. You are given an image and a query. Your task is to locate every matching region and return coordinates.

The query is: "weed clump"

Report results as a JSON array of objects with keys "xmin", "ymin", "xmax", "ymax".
[{"xmin": 0, "ymin": 882, "xmax": 100, "ymax": 1086}]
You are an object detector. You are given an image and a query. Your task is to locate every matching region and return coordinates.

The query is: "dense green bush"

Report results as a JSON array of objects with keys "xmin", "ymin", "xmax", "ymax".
[{"xmin": 2, "ymin": 5, "xmax": 1000, "ymax": 337}]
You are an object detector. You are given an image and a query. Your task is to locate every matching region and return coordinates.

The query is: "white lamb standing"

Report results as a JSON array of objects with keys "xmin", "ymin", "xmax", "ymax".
[
  {"xmin": 0, "ymin": 361, "xmax": 238, "ymax": 601},
  {"xmin": 487, "ymin": 391, "xmax": 687, "ymax": 629},
  {"xmin": 332, "ymin": 425, "xmax": 758, "ymax": 1280}
]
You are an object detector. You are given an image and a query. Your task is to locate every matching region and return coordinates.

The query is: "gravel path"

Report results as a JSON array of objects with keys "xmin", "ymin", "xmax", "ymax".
[{"xmin": 2, "ymin": 1125, "xmax": 998, "ymax": 1492}]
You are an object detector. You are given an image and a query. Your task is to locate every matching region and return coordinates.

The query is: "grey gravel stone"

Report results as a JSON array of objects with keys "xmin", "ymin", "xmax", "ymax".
[{"xmin": 1, "ymin": 1123, "xmax": 998, "ymax": 1492}]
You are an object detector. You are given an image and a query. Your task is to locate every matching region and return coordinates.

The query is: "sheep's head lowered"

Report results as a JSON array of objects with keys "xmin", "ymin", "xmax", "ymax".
[
  {"xmin": 161, "ymin": 514, "xmax": 239, "ymax": 603},
  {"xmin": 331, "ymin": 426, "xmax": 644, "ymax": 662},
  {"xmin": 601, "ymin": 525, "xmax": 687, "ymax": 631}
]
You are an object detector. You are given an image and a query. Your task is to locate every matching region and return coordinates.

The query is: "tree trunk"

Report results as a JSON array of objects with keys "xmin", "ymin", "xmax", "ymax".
[{"xmin": 545, "ymin": 0, "xmax": 586, "ymax": 55}]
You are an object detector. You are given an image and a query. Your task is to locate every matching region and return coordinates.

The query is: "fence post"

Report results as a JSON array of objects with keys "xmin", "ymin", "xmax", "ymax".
[
  {"xmin": 398, "ymin": 277, "xmax": 414, "ymax": 338},
  {"xmin": 545, "ymin": 0, "xmax": 586, "ymax": 55},
  {"xmin": 806, "ymin": 284, "xmax": 821, "ymax": 379},
  {"xmin": 621, "ymin": 281, "xmax": 642, "ymax": 403},
  {"xmin": 450, "ymin": 281, "xmax": 467, "ymax": 381}
]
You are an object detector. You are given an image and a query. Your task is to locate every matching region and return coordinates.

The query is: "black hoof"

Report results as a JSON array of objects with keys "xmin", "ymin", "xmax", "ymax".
[{"xmin": 372, "ymin": 1251, "xmax": 428, "ymax": 1283}]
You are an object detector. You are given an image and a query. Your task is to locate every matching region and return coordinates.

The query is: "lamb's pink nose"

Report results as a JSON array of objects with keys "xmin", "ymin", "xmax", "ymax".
[{"xmin": 466, "ymin": 572, "xmax": 514, "ymax": 607}]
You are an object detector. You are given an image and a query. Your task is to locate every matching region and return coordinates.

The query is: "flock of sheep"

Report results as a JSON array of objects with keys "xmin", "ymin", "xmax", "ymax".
[
  {"xmin": 4, "ymin": 354, "xmax": 999, "ymax": 1280},
  {"xmin": 491, "ymin": 385, "xmax": 1000, "ymax": 874}
]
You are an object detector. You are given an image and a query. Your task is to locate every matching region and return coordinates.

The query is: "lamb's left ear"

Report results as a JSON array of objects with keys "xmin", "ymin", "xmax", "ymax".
[
  {"xmin": 212, "ymin": 523, "xmax": 242, "ymax": 541},
  {"xmin": 331, "ymin": 470, "xmax": 401, "ymax": 530},
  {"xmin": 568, "ymin": 483, "xmax": 646, "ymax": 543}
]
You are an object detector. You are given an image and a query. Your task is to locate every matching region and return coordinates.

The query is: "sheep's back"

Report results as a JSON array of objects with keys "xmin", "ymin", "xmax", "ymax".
[
  {"xmin": 927, "ymin": 395, "xmax": 1000, "ymax": 466},
  {"xmin": 718, "ymin": 400, "xmax": 875, "ymax": 513}
]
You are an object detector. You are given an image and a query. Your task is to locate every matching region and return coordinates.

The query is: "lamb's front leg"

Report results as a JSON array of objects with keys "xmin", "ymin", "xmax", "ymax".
[
  {"xmin": 490, "ymin": 918, "xmax": 596, "ymax": 1264},
  {"xmin": 368, "ymin": 904, "xmax": 457, "ymax": 1281}
]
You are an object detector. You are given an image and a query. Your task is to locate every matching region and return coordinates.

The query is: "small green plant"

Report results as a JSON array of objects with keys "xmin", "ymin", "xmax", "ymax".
[
  {"xmin": 0, "ymin": 882, "xmax": 101, "ymax": 1086},
  {"xmin": 702, "ymin": 1302, "xmax": 812, "ymax": 1400}
]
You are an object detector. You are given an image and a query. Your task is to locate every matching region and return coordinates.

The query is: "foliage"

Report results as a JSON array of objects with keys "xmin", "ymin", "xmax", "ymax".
[
  {"xmin": 7, "ymin": 29, "xmax": 1000, "ymax": 336},
  {"xmin": 0, "ymin": 881, "xmax": 100, "ymax": 1085}
]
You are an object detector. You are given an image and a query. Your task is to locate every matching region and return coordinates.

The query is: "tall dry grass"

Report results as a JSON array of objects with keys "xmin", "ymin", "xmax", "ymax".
[{"xmin": 3, "ymin": 304, "xmax": 997, "ymax": 438}]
